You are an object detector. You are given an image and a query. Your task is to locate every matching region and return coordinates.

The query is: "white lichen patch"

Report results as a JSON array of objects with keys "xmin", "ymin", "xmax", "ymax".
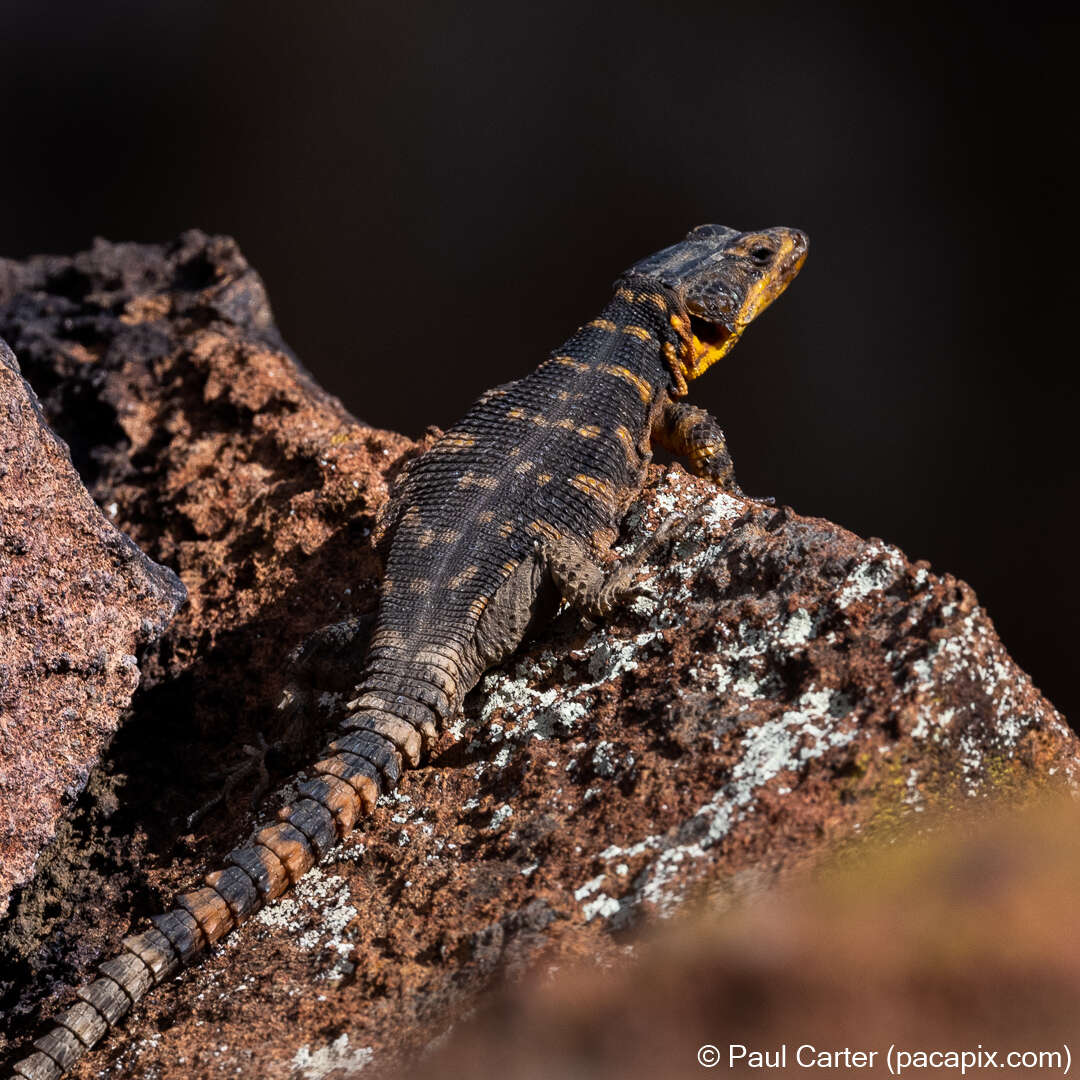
[
  {"xmin": 835, "ymin": 541, "xmax": 906, "ymax": 608},
  {"xmin": 895, "ymin": 604, "xmax": 1064, "ymax": 789},
  {"xmin": 778, "ymin": 608, "xmax": 815, "ymax": 648},
  {"xmin": 582, "ymin": 685, "xmax": 857, "ymax": 921},
  {"xmin": 292, "ymin": 1033, "xmax": 373, "ymax": 1078},
  {"xmin": 254, "ymin": 865, "xmax": 357, "ymax": 978}
]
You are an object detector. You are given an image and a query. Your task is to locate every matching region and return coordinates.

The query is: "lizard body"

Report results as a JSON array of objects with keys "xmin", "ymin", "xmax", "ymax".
[{"xmin": 10, "ymin": 223, "xmax": 807, "ymax": 1080}]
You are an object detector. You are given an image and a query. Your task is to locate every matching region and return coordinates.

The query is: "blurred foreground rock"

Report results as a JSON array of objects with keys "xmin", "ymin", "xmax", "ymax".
[
  {"xmin": 0, "ymin": 340, "xmax": 184, "ymax": 918},
  {"xmin": 401, "ymin": 797, "xmax": 1080, "ymax": 1080},
  {"xmin": 0, "ymin": 233, "xmax": 1074, "ymax": 1077}
]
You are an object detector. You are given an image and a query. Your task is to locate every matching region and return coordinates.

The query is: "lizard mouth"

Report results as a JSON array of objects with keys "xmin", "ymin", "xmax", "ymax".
[
  {"xmin": 686, "ymin": 314, "xmax": 738, "ymax": 377},
  {"xmin": 689, "ymin": 314, "xmax": 734, "ymax": 350}
]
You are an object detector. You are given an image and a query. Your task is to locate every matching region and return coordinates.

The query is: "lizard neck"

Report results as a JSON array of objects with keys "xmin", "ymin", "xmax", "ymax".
[
  {"xmin": 544, "ymin": 277, "xmax": 685, "ymax": 405},
  {"xmin": 604, "ymin": 276, "xmax": 689, "ymax": 398}
]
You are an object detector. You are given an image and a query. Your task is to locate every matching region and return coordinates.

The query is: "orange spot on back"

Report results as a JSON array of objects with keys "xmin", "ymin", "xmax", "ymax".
[{"xmin": 600, "ymin": 364, "xmax": 653, "ymax": 404}]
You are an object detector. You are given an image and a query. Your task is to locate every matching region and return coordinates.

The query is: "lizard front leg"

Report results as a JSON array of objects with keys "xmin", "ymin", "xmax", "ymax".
[{"xmin": 652, "ymin": 401, "xmax": 742, "ymax": 495}]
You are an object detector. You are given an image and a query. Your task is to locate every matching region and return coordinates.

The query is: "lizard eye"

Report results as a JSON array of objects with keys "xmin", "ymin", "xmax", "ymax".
[{"xmin": 750, "ymin": 246, "xmax": 774, "ymax": 265}]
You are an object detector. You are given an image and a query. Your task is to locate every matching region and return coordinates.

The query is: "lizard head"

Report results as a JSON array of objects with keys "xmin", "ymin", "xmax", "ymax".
[{"xmin": 623, "ymin": 223, "xmax": 808, "ymax": 391}]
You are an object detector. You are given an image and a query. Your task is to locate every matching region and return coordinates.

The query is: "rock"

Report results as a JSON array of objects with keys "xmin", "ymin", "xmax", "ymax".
[
  {"xmin": 0, "ymin": 339, "xmax": 185, "ymax": 918},
  {"xmin": 0, "ymin": 233, "xmax": 1074, "ymax": 1077},
  {"xmin": 396, "ymin": 796, "xmax": 1080, "ymax": 1080}
]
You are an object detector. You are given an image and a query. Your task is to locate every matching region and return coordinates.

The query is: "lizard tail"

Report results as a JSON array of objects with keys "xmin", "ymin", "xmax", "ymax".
[{"xmin": 9, "ymin": 721, "xmax": 406, "ymax": 1080}]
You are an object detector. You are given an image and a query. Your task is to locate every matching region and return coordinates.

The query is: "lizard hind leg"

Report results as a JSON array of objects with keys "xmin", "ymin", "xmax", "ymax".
[{"xmin": 538, "ymin": 514, "xmax": 687, "ymax": 620}]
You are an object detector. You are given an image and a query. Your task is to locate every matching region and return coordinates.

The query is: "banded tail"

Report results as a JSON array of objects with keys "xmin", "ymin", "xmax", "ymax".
[{"xmin": 9, "ymin": 713, "xmax": 407, "ymax": 1080}]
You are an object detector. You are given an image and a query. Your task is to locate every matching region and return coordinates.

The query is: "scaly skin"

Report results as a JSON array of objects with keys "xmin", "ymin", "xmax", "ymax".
[{"xmin": 9, "ymin": 223, "xmax": 807, "ymax": 1080}]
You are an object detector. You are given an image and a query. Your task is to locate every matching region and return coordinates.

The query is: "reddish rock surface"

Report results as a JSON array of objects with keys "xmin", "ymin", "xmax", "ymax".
[
  {"xmin": 0, "ymin": 339, "xmax": 184, "ymax": 919},
  {"xmin": 0, "ymin": 234, "xmax": 1074, "ymax": 1078}
]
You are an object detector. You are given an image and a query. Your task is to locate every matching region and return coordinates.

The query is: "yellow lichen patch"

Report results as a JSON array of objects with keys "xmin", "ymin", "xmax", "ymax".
[
  {"xmin": 623, "ymin": 324, "xmax": 652, "ymax": 342},
  {"xmin": 568, "ymin": 473, "xmax": 616, "ymax": 507},
  {"xmin": 448, "ymin": 564, "xmax": 479, "ymax": 589},
  {"xmin": 587, "ymin": 318, "xmax": 617, "ymax": 332},
  {"xmin": 600, "ymin": 364, "xmax": 653, "ymax": 404},
  {"xmin": 577, "ymin": 425, "xmax": 602, "ymax": 439}
]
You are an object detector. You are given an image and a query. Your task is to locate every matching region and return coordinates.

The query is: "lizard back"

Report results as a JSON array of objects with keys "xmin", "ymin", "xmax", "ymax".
[{"xmin": 355, "ymin": 282, "xmax": 681, "ymax": 730}]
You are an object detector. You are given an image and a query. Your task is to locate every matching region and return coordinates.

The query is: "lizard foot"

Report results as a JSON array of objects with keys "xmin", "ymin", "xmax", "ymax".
[{"xmin": 185, "ymin": 733, "xmax": 277, "ymax": 829}]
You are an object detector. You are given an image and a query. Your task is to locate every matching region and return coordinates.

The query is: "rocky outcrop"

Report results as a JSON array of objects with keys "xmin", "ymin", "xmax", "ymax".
[
  {"xmin": 0, "ymin": 340, "xmax": 184, "ymax": 919},
  {"xmin": 0, "ymin": 234, "xmax": 1073, "ymax": 1078}
]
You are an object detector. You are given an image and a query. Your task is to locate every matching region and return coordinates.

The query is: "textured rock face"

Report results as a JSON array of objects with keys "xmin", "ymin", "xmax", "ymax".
[
  {"xmin": 0, "ymin": 340, "xmax": 185, "ymax": 917},
  {"xmin": 0, "ymin": 234, "xmax": 1074, "ymax": 1078}
]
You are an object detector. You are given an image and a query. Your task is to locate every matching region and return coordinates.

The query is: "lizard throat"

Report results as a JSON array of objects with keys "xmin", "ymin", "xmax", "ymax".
[
  {"xmin": 687, "ymin": 315, "xmax": 739, "ymax": 377},
  {"xmin": 664, "ymin": 314, "xmax": 740, "ymax": 396}
]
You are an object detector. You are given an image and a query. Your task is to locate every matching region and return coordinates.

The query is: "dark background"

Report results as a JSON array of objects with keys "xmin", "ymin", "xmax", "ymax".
[{"xmin": 1, "ymin": 2, "xmax": 1075, "ymax": 718}]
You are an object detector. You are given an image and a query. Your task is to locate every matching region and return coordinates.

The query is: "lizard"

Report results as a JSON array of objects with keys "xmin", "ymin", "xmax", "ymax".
[{"xmin": 8, "ymin": 222, "xmax": 807, "ymax": 1080}]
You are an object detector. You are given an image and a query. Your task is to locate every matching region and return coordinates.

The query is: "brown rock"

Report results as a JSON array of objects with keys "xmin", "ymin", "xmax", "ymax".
[
  {"xmin": 0, "ymin": 233, "xmax": 1073, "ymax": 1077},
  {"xmin": 0, "ymin": 339, "xmax": 184, "ymax": 917}
]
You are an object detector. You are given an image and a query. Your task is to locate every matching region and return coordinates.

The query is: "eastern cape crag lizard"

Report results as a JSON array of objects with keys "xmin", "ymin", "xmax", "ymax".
[{"xmin": 10, "ymin": 223, "xmax": 807, "ymax": 1079}]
